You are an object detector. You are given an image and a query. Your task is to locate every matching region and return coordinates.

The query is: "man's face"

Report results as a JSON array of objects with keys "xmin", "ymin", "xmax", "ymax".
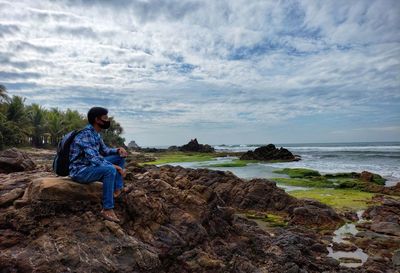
[
  {"xmin": 98, "ymin": 115, "xmax": 109, "ymax": 123},
  {"xmin": 96, "ymin": 114, "xmax": 110, "ymax": 129}
]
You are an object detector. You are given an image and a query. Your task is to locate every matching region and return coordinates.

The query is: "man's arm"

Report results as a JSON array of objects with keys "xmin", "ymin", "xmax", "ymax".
[
  {"xmin": 77, "ymin": 132, "xmax": 114, "ymax": 167},
  {"xmin": 99, "ymin": 138, "xmax": 118, "ymax": 156}
]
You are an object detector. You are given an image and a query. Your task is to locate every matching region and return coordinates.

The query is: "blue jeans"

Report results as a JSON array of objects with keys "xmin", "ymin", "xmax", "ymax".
[{"xmin": 71, "ymin": 155, "xmax": 125, "ymax": 209}]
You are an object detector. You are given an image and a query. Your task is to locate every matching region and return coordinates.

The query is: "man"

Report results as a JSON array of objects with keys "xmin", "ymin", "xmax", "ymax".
[{"xmin": 69, "ymin": 107, "xmax": 128, "ymax": 223}]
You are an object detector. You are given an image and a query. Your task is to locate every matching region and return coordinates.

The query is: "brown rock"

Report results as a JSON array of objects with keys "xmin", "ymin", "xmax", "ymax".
[
  {"xmin": 24, "ymin": 177, "xmax": 102, "ymax": 202},
  {"xmin": 0, "ymin": 148, "xmax": 36, "ymax": 173},
  {"xmin": 0, "ymin": 187, "xmax": 24, "ymax": 207},
  {"xmin": 332, "ymin": 242, "xmax": 357, "ymax": 252},
  {"xmin": 289, "ymin": 199, "xmax": 343, "ymax": 229},
  {"xmin": 370, "ymin": 221, "xmax": 400, "ymax": 236}
]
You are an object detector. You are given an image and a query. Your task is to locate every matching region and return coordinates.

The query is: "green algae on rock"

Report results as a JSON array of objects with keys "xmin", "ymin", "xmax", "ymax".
[
  {"xmin": 273, "ymin": 168, "xmax": 321, "ymax": 178},
  {"xmin": 289, "ymin": 188, "xmax": 375, "ymax": 212}
]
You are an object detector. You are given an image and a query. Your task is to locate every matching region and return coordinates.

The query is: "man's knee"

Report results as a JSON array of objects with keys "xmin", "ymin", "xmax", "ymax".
[
  {"xmin": 114, "ymin": 155, "xmax": 126, "ymax": 167},
  {"xmin": 103, "ymin": 165, "xmax": 117, "ymax": 176}
]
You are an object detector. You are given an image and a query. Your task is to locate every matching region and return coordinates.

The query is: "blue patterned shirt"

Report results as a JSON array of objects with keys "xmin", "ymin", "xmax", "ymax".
[{"xmin": 69, "ymin": 124, "xmax": 118, "ymax": 177}]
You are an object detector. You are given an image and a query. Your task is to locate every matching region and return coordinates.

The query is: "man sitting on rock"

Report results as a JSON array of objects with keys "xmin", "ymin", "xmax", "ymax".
[{"xmin": 69, "ymin": 107, "xmax": 128, "ymax": 223}]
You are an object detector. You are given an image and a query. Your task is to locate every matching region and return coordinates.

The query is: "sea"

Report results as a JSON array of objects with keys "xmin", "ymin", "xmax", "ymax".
[{"xmin": 163, "ymin": 142, "xmax": 400, "ymax": 187}]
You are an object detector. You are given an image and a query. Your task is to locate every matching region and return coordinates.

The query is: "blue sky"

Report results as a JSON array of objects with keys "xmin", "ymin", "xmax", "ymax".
[{"xmin": 0, "ymin": 0, "xmax": 399, "ymax": 146}]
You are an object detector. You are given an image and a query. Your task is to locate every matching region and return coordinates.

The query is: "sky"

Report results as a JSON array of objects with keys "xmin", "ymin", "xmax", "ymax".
[{"xmin": 1, "ymin": 0, "xmax": 399, "ymax": 146}]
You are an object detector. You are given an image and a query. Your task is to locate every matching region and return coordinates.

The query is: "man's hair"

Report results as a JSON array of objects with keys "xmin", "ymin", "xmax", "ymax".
[{"xmin": 87, "ymin": 107, "xmax": 108, "ymax": 125}]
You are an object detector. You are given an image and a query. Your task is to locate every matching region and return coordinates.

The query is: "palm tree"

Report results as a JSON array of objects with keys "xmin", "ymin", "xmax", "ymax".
[
  {"xmin": 27, "ymin": 104, "xmax": 46, "ymax": 147},
  {"xmin": 5, "ymin": 96, "xmax": 30, "ymax": 145},
  {"xmin": 0, "ymin": 84, "xmax": 10, "ymax": 102},
  {"xmin": 63, "ymin": 109, "xmax": 85, "ymax": 133},
  {"xmin": 46, "ymin": 108, "xmax": 65, "ymax": 146}
]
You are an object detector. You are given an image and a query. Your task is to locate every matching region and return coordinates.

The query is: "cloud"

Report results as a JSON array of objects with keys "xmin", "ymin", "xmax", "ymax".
[{"xmin": 0, "ymin": 0, "xmax": 399, "ymax": 145}]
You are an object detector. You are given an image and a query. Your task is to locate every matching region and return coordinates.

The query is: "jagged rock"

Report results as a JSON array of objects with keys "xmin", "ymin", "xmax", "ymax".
[
  {"xmin": 240, "ymin": 144, "xmax": 300, "ymax": 161},
  {"xmin": 0, "ymin": 148, "xmax": 36, "ymax": 173},
  {"xmin": 169, "ymin": 138, "xmax": 215, "ymax": 153}
]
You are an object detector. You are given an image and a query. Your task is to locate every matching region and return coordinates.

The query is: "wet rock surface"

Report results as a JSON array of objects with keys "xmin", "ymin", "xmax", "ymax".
[
  {"xmin": 240, "ymin": 144, "xmax": 300, "ymax": 161},
  {"xmin": 0, "ymin": 149, "xmax": 396, "ymax": 272},
  {"xmin": 350, "ymin": 196, "xmax": 400, "ymax": 272}
]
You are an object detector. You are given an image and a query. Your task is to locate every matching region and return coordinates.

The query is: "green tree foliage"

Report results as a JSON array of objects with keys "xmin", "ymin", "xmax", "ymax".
[{"xmin": 0, "ymin": 86, "xmax": 126, "ymax": 150}]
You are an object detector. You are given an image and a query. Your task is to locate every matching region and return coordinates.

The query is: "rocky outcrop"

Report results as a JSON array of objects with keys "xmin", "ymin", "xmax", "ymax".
[
  {"xmin": 240, "ymin": 144, "xmax": 300, "ymax": 161},
  {"xmin": 127, "ymin": 140, "xmax": 140, "ymax": 150},
  {"xmin": 0, "ymin": 148, "xmax": 36, "ymax": 173},
  {"xmin": 169, "ymin": 138, "xmax": 215, "ymax": 153},
  {"xmin": 0, "ymin": 162, "xmax": 350, "ymax": 272}
]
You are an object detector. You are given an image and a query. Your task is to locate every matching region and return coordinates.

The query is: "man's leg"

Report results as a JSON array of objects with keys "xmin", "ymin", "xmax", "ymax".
[
  {"xmin": 71, "ymin": 165, "xmax": 117, "ymax": 209},
  {"xmin": 104, "ymin": 155, "xmax": 125, "ymax": 191}
]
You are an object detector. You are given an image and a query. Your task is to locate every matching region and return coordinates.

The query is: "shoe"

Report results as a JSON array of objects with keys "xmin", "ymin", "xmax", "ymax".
[{"xmin": 101, "ymin": 209, "xmax": 120, "ymax": 223}]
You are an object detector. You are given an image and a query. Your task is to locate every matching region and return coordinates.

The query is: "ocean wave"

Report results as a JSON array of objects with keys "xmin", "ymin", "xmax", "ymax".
[{"xmin": 214, "ymin": 144, "xmax": 400, "ymax": 153}]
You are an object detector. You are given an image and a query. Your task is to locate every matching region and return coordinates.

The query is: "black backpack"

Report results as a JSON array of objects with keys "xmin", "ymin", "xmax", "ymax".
[{"xmin": 52, "ymin": 129, "xmax": 83, "ymax": 176}]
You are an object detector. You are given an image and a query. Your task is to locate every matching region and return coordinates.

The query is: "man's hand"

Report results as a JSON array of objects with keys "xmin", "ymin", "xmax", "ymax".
[
  {"xmin": 117, "ymin": 147, "xmax": 128, "ymax": 158},
  {"xmin": 114, "ymin": 164, "xmax": 126, "ymax": 178}
]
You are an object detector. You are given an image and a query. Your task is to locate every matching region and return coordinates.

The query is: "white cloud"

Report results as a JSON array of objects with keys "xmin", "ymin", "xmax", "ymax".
[{"xmin": 0, "ymin": 0, "xmax": 399, "ymax": 145}]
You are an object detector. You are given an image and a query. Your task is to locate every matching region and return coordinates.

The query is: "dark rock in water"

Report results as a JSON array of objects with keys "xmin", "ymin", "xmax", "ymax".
[
  {"xmin": 0, "ymin": 148, "xmax": 36, "ymax": 173},
  {"xmin": 332, "ymin": 242, "xmax": 357, "ymax": 252},
  {"xmin": 240, "ymin": 144, "xmax": 300, "ymax": 161},
  {"xmin": 169, "ymin": 138, "xmax": 215, "ymax": 153}
]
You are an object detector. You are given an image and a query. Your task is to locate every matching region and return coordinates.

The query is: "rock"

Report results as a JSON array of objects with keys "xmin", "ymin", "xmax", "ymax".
[
  {"xmin": 338, "ymin": 257, "xmax": 362, "ymax": 264},
  {"xmin": 288, "ymin": 199, "xmax": 343, "ymax": 229},
  {"xmin": 363, "ymin": 197, "xmax": 400, "ymax": 224},
  {"xmin": 360, "ymin": 171, "xmax": 386, "ymax": 185},
  {"xmin": 370, "ymin": 221, "xmax": 400, "ymax": 236},
  {"xmin": 127, "ymin": 152, "xmax": 156, "ymax": 163},
  {"xmin": 332, "ymin": 242, "xmax": 357, "ymax": 252},
  {"xmin": 0, "ymin": 148, "xmax": 36, "ymax": 173},
  {"xmin": 127, "ymin": 140, "xmax": 140, "ymax": 150},
  {"xmin": 24, "ymin": 177, "xmax": 102, "ymax": 203},
  {"xmin": 393, "ymin": 249, "xmax": 400, "ymax": 268},
  {"xmin": 169, "ymin": 138, "xmax": 215, "ymax": 153},
  {"xmin": 0, "ymin": 187, "xmax": 24, "ymax": 207},
  {"xmin": 0, "ymin": 156, "xmax": 349, "ymax": 272},
  {"xmin": 240, "ymin": 144, "xmax": 300, "ymax": 161}
]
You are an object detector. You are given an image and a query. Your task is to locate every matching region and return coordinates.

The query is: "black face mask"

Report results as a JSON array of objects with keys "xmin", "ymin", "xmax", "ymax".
[{"xmin": 98, "ymin": 119, "xmax": 111, "ymax": 129}]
